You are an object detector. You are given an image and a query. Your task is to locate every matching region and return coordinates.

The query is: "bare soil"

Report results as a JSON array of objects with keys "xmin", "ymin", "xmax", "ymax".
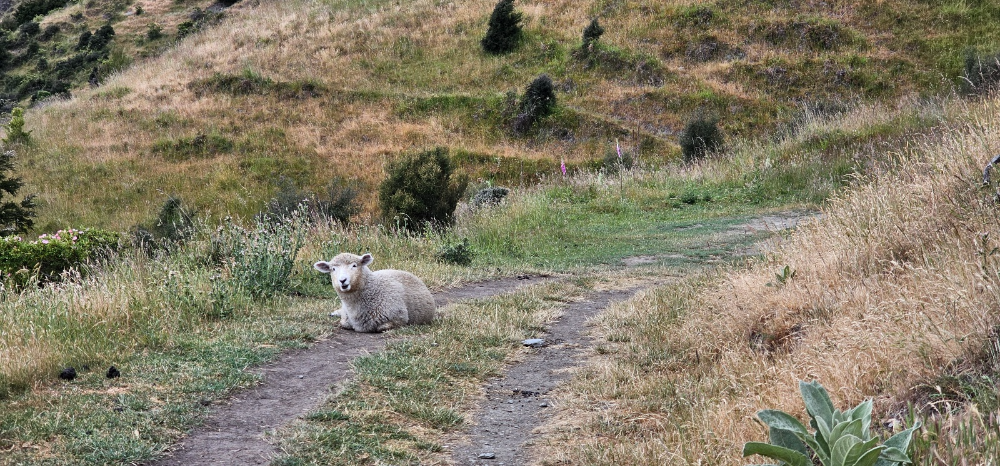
[
  {"xmin": 447, "ymin": 288, "xmax": 644, "ymax": 466},
  {"xmin": 146, "ymin": 275, "xmax": 553, "ymax": 466}
]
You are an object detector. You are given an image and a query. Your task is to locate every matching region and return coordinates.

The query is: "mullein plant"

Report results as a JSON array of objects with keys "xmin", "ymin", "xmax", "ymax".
[{"xmin": 744, "ymin": 381, "xmax": 919, "ymax": 466}]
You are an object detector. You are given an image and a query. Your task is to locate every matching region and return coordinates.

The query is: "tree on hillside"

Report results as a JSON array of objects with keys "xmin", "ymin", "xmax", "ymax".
[
  {"xmin": 0, "ymin": 149, "xmax": 36, "ymax": 236},
  {"xmin": 481, "ymin": 0, "xmax": 523, "ymax": 55}
]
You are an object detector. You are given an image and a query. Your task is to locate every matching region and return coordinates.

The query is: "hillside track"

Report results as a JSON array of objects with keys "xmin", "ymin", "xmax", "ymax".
[
  {"xmin": 146, "ymin": 275, "xmax": 553, "ymax": 466},
  {"xmin": 448, "ymin": 286, "xmax": 652, "ymax": 466}
]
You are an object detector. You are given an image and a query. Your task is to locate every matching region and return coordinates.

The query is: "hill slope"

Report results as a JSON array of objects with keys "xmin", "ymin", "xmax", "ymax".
[{"xmin": 5, "ymin": 0, "xmax": 1000, "ymax": 230}]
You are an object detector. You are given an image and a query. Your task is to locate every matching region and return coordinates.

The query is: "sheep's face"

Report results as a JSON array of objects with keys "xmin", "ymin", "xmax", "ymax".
[{"xmin": 314, "ymin": 253, "xmax": 373, "ymax": 293}]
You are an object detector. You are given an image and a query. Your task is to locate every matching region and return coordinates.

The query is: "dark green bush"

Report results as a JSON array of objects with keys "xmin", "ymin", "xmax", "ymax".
[
  {"xmin": 481, "ymin": 0, "xmax": 522, "ymax": 55},
  {"xmin": 75, "ymin": 31, "xmax": 91, "ymax": 50},
  {"xmin": 12, "ymin": 0, "xmax": 69, "ymax": 26},
  {"xmin": 513, "ymin": 74, "xmax": 556, "ymax": 135},
  {"xmin": 89, "ymin": 25, "xmax": 115, "ymax": 50},
  {"xmin": 19, "ymin": 22, "xmax": 40, "ymax": 37},
  {"xmin": 0, "ymin": 148, "xmax": 35, "ymax": 236},
  {"xmin": 146, "ymin": 23, "xmax": 163, "ymax": 41},
  {"xmin": 379, "ymin": 147, "xmax": 468, "ymax": 230},
  {"xmin": 962, "ymin": 49, "xmax": 1000, "ymax": 95},
  {"xmin": 471, "ymin": 186, "xmax": 510, "ymax": 208},
  {"xmin": 39, "ymin": 24, "xmax": 59, "ymax": 41},
  {"xmin": 0, "ymin": 228, "xmax": 120, "ymax": 286},
  {"xmin": 581, "ymin": 18, "xmax": 604, "ymax": 51},
  {"xmin": 437, "ymin": 238, "xmax": 474, "ymax": 266},
  {"xmin": 679, "ymin": 116, "xmax": 723, "ymax": 163}
]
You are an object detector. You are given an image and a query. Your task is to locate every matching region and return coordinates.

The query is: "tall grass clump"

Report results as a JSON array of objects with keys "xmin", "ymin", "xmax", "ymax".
[{"xmin": 532, "ymin": 95, "xmax": 1000, "ymax": 464}]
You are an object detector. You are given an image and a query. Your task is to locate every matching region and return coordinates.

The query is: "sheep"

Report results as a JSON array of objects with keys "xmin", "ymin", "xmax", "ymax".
[{"xmin": 313, "ymin": 252, "xmax": 436, "ymax": 332}]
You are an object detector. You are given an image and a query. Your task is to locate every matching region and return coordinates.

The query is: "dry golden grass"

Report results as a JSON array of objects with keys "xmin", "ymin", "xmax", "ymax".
[
  {"xmin": 24, "ymin": 0, "xmax": 935, "ymax": 231},
  {"xmin": 533, "ymin": 94, "xmax": 1000, "ymax": 465}
]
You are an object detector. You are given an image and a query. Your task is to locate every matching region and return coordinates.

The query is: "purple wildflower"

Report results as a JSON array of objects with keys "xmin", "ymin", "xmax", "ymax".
[{"xmin": 561, "ymin": 159, "xmax": 567, "ymax": 176}]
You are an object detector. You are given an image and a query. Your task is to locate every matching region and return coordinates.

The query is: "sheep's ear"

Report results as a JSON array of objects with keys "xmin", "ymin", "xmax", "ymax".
[
  {"xmin": 314, "ymin": 261, "xmax": 333, "ymax": 274},
  {"xmin": 359, "ymin": 253, "xmax": 374, "ymax": 267}
]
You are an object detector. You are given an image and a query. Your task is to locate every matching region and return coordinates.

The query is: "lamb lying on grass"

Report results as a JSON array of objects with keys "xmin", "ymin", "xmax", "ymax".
[{"xmin": 313, "ymin": 252, "xmax": 436, "ymax": 333}]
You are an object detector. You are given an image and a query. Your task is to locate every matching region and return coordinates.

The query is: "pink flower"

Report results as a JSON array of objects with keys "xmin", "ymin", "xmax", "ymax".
[
  {"xmin": 561, "ymin": 159, "xmax": 567, "ymax": 176},
  {"xmin": 41, "ymin": 239, "xmax": 49, "ymax": 244}
]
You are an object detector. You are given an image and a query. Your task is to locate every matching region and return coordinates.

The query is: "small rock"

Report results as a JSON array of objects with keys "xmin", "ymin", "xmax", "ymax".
[
  {"xmin": 298, "ymin": 375, "xmax": 304, "ymax": 379},
  {"xmin": 59, "ymin": 367, "xmax": 77, "ymax": 381},
  {"xmin": 106, "ymin": 366, "xmax": 120, "ymax": 379},
  {"xmin": 539, "ymin": 402, "xmax": 549, "ymax": 408},
  {"xmin": 506, "ymin": 399, "xmax": 514, "ymax": 404},
  {"xmin": 478, "ymin": 452, "xmax": 496, "ymax": 459},
  {"xmin": 522, "ymin": 338, "xmax": 546, "ymax": 348}
]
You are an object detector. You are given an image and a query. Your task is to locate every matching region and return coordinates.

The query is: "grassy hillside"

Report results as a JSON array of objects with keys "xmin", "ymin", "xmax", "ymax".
[{"xmin": 2, "ymin": 0, "xmax": 999, "ymax": 232}]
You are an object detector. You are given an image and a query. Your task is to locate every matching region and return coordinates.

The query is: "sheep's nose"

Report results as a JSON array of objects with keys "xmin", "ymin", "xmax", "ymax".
[{"xmin": 339, "ymin": 278, "xmax": 348, "ymax": 285}]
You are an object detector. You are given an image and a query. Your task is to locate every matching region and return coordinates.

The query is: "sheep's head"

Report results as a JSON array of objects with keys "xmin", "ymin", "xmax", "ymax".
[{"xmin": 314, "ymin": 253, "xmax": 373, "ymax": 293}]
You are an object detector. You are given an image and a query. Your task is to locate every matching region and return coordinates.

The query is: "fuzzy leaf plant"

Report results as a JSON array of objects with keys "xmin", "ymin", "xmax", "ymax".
[{"xmin": 744, "ymin": 380, "xmax": 920, "ymax": 466}]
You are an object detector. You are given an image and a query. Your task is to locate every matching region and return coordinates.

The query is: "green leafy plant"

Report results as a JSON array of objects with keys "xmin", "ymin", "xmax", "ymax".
[
  {"xmin": 481, "ymin": 0, "xmax": 522, "ymax": 55},
  {"xmin": 743, "ymin": 380, "xmax": 919, "ymax": 466},
  {"xmin": 378, "ymin": 147, "xmax": 468, "ymax": 231},
  {"xmin": 767, "ymin": 265, "xmax": 797, "ymax": 287},
  {"xmin": 211, "ymin": 207, "xmax": 307, "ymax": 299}
]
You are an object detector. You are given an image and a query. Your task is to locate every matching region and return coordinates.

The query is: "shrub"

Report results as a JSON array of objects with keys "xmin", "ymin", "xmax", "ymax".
[
  {"xmin": 379, "ymin": 147, "xmax": 468, "ymax": 230},
  {"xmin": 0, "ymin": 149, "xmax": 34, "ymax": 236},
  {"xmin": 75, "ymin": 31, "xmax": 91, "ymax": 50},
  {"xmin": 18, "ymin": 22, "xmax": 39, "ymax": 37},
  {"xmin": 3, "ymin": 107, "xmax": 31, "ymax": 146},
  {"xmin": 89, "ymin": 25, "xmax": 115, "ymax": 50},
  {"xmin": 39, "ymin": 24, "xmax": 59, "ymax": 41},
  {"xmin": 581, "ymin": 18, "xmax": 604, "ymax": 51},
  {"xmin": 513, "ymin": 74, "xmax": 556, "ymax": 135},
  {"xmin": 258, "ymin": 177, "xmax": 360, "ymax": 225},
  {"xmin": 602, "ymin": 144, "xmax": 635, "ymax": 174},
  {"xmin": 962, "ymin": 49, "xmax": 1000, "ymax": 95},
  {"xmin": 471, "ymin": 186, "xmax": 510, "ymax": 208},
  {"xmin": 481, "ymin": 0, "xmax": 522, "ymax": 55},
  {"xmin": 146, "ymin": 23, "xmax": 163, "ymax": 41},
  {"xmin": 743, "ymin": 380, "xmax": 919, "ymax": 466},
  {"xmin": 211, "ymin": 208, "xmax": 307, "ymax": 299},
  {"xmin": 437, "ymin": 238, "xmax": 474, "ymax": 266},
  {"xmin": 12, "ymin": 0, "xmax": 69, "ymax": 26},
  {"xmin": 132, "ymin": 196, "xmax": 196, "ymax": 254},
  {"xmin": 679, "ymin": 115, "xmax": 723, "ymax": 163},
  {"xmin": 0, "ymin": 228, "xmax": 120, "ymax": 286}
]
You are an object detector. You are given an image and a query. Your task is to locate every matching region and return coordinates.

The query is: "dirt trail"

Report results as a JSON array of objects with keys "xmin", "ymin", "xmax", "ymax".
[
  {"xmin": 147, "ymin": 275, "xmax": 551, "ymax": 466},
  {"xmin": 448, "ymin": 288, "xmax": 644, "ymax": 466}
]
